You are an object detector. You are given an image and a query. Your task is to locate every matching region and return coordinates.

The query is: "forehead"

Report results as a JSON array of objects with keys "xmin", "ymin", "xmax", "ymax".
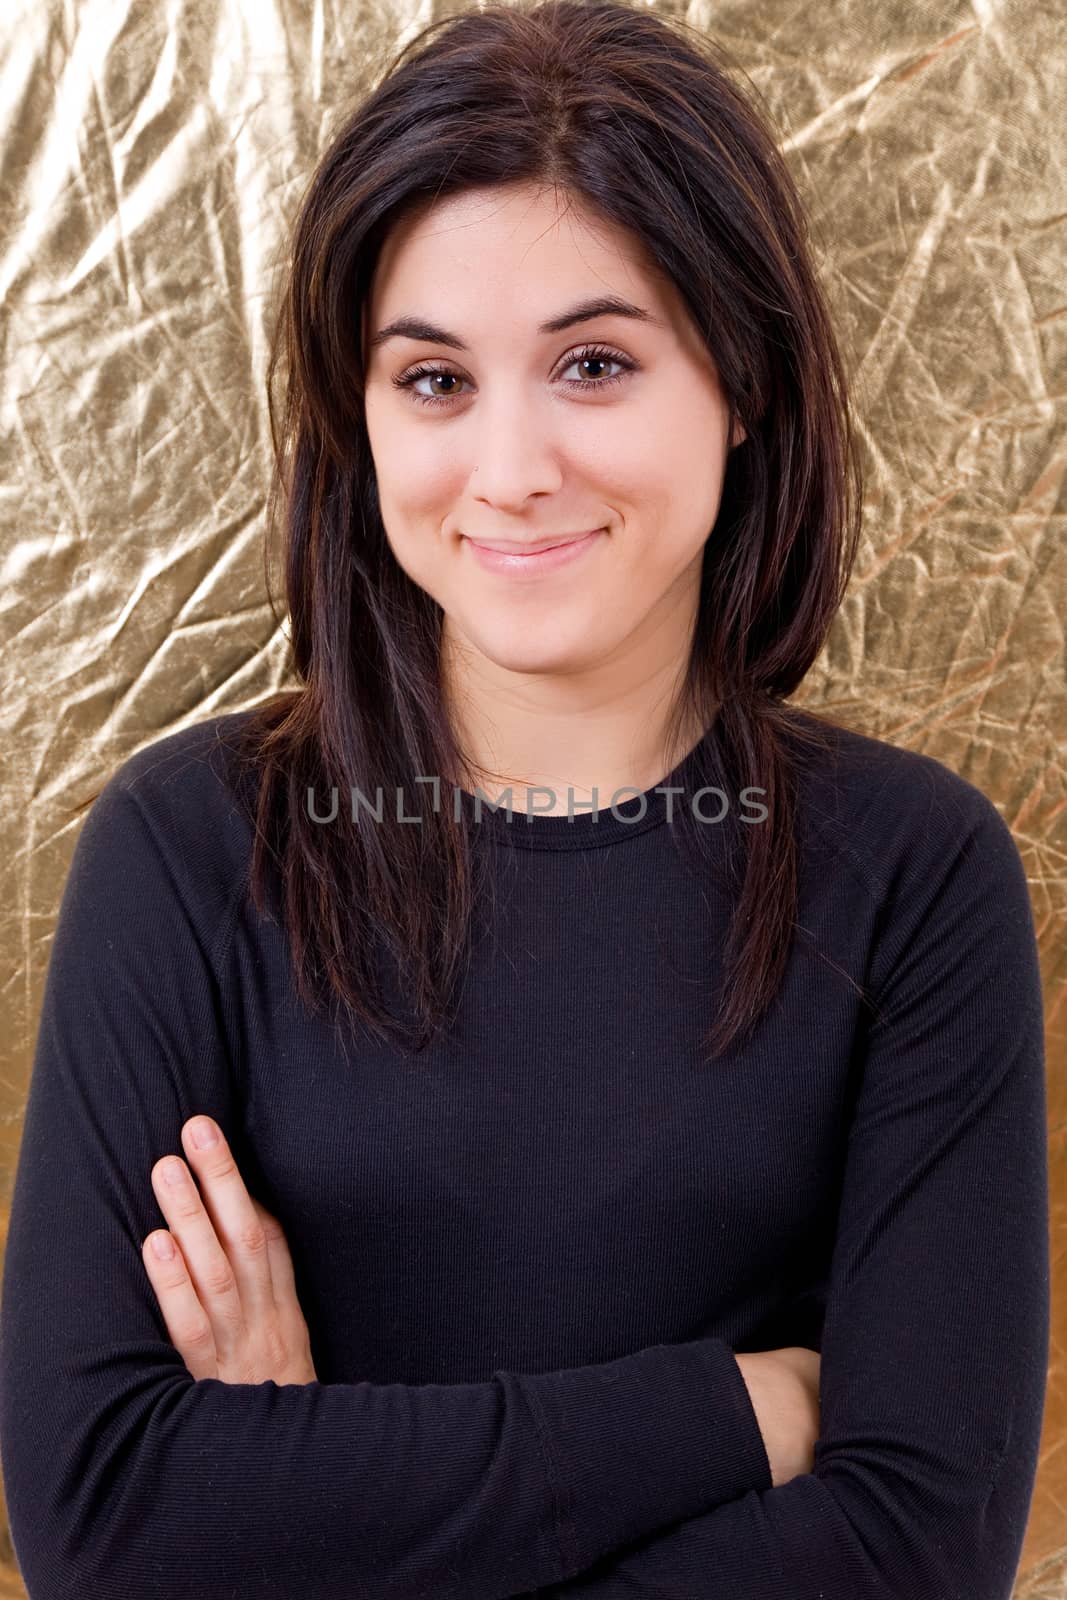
[{"xmin": 365, "ymin": 182, "xmax": 682, "ymax": 337}]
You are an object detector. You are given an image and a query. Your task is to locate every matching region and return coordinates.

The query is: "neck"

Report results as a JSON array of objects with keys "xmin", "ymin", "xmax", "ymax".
[{"xmin": 440, "ymin": 647, "xmax": 715, "ymax": 816}]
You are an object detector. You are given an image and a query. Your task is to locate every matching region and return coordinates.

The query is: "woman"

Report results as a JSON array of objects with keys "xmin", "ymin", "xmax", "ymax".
[{"xmin": 0, "ymin": 2, "xmax": 1048, "ymax": 1596}]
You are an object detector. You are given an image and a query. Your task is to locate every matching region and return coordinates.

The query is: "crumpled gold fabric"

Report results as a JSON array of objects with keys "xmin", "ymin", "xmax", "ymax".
[{"xmin": 1, "ymin": 1, "xmax": 1064, "ymax": 1592}]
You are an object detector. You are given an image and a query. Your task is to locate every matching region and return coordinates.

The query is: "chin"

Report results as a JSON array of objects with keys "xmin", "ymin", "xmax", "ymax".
[{"xmin": 476, "ymin": 629, "xmax": 603, "ymax": 676}]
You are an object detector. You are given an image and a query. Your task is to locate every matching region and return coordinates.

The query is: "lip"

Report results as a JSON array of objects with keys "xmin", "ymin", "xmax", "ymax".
[{"xmin": 463, "ymin": 527, "xmax": 605, "ymax": 577}]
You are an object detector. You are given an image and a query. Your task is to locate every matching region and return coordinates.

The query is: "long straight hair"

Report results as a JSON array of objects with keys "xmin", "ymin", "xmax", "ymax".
[{"xmin": 84, "ymin": 0, "xmax": 870, "ymax": 1063}]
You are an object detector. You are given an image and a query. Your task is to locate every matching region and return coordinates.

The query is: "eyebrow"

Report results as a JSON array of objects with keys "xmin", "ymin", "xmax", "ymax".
[{"xmin": 367, "ymin": 294, "xmax": 665, "ymax": 353}]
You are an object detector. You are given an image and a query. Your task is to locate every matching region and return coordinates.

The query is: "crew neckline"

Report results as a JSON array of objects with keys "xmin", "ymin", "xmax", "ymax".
[{"xmin": 454, "ymin": 731, "xmax": 716, "ymax": 850}]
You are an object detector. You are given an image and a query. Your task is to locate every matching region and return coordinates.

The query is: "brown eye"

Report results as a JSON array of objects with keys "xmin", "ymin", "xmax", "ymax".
[{"xmin": 391, "ymin": 344, "xmax": 638, "ymax": 409}]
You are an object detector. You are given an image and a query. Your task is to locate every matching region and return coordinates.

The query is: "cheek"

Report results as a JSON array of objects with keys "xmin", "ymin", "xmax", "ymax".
[
  {"xmin": 374, "ymin": 488, "xmax": 459, "ymax": 607},
  {"xmin": 578, "ymin": 410, "xmax": 698, "ymax": 512},
  {"xmin": 378, "ymin": 512, "xmax": 444, "ymax": 600},
  {"xmin": 377, "ymin": 444, "xmax": 463, "ymax": 534},
  {"xmin": 366, "ymin": 392, "xmax": 456, "ymax": 499},
  {"xmin": 629, "ymin": 419, "xmax": 730, "ymax": 551},
  {"xmin": 370, "ymin": 444, "xmax": 454, "ymax": 568}
]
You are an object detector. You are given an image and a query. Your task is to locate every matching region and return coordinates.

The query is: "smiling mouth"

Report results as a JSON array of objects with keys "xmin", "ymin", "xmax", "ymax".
[{"xmin": 464, "ymin": 528, "xmax": 605, "ymax": 555}]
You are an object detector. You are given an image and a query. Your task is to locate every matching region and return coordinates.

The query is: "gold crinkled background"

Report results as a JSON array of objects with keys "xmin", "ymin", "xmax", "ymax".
[{"xmin": 0, "ymin": 0, "xmax": 1064, "ymax": 1592}]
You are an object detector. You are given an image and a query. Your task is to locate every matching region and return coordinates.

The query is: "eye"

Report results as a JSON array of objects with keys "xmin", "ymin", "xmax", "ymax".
[{"xmin": 391, "ymin": 344, "xmax": 639, "ymax": 409}]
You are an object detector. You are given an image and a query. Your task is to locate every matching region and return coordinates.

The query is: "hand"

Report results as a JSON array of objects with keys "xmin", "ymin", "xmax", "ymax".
[
  {"xmin": 142, "ymin": 1115, "xmax": 318, "ymax": 1386},
  {"xmin": 735, "ymin": 1345, "xmax": 821, "ymax": 1487}
]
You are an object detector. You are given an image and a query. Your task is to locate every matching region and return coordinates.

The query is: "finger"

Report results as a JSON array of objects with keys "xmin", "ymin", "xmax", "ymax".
[
  {"xmin": 151, "ymin": 1152, "xmax": 248, "ymax": 1343},
  {"xmin": 150, "ymin": 1153, "xmax": 250, "ymax": 1363},
  {"xmin": 178, "ymin": 1117, "xmax": 277, "ymax": 1322},
  {"xmin": 249, "ymin": 1196, "xmax": 299, "ymax": 1307},
  {"xmin": 141, "ymin": 1231, "xmax": 218, "ymax": 1381}
]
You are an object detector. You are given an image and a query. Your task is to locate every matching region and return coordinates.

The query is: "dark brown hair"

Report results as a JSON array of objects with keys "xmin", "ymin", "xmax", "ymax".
[{"xmin": 82, "ymin": 0, "xmax": 869, "ymax": 1062}]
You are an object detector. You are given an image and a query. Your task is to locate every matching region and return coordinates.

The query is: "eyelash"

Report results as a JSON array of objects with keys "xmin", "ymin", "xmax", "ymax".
[{"xmin": 391, "ymin": 344, "xmax": 638, "ymax": 409}]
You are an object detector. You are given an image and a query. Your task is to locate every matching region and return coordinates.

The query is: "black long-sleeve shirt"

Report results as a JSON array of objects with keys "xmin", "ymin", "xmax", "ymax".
[{"xmin": 0, "ymin": 706, "xmax": 1049, "ymax": 1599}]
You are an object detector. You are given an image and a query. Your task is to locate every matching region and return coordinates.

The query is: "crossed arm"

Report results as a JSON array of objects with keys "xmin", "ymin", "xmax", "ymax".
[{"xmin": 139, "ymin": 1117, "xmax": 822, "ymax": 1495}]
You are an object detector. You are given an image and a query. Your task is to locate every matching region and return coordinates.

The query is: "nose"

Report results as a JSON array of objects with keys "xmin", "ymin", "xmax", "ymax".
[{"xmin": 466, "ymin": 395, "xmax": 565, "ymax": 506}]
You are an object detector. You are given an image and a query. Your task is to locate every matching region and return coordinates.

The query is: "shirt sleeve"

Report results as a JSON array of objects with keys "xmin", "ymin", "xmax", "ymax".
[
  {"xmin": 531, "ymin": 779, "xmax": 1050, "ymax": 1600},
  {"xmin": 0, "ymin": 768, "xmax": 772, "ymax": 1600}
]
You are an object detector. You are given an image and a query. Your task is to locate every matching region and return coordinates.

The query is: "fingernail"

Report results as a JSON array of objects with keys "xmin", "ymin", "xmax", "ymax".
[
  {"xmin": 152, "ymin": 1232, "xmax": 175, "ymax": 1259},
  {"xmin": 190, "ymin": 1118, "xmax": 219, "ymax": 1149}
]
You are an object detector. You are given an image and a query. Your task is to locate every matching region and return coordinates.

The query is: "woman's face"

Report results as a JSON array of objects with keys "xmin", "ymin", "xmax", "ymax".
[{"xmin": 362, "ymin": 181, "xmax": 744, "ymax": 685}]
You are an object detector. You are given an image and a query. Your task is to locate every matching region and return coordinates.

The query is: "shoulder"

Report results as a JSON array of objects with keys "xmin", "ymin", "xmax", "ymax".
[
  {"xmin": 76, "ymin": 709, "xmax": 265, "ymax": 943},
  {"xmin": 779, "ymin": 708, "xmax": 1025, "ymax": 903},
  {"xmin": 777, "ymin": 710, "xmax": 1037, "ymax": 1027},
  {"xmin": 100, "ymin": 707, "xmax": 262, "ymax": 814}
]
